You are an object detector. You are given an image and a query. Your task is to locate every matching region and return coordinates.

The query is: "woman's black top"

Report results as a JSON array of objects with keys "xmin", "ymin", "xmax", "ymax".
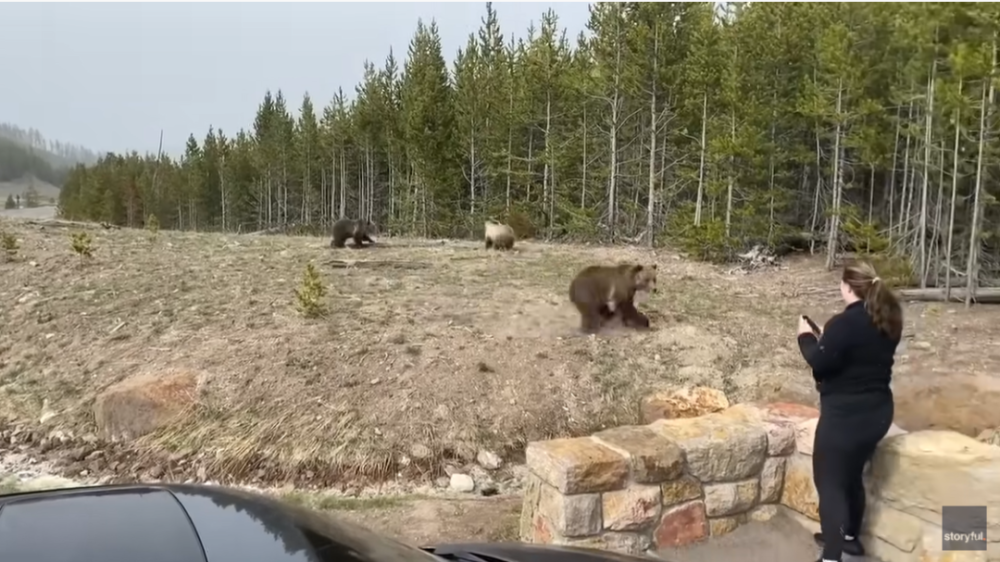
[{"xmin": 797, "ymin": 300, "xmax": 899, "ymax": 400}]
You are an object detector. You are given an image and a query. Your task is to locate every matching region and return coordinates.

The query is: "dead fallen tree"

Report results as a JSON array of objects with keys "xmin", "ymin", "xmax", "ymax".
[
  {"xmin": 726, "ymin": 244, "xmax": 780, "ymax": 275},
  {"xmin": 248, "ymin": 223, "xmax": 303, "ymax": 236},
  {"xmin": 16, "ymin": 218, "xmax": 119, "ymax": 231},
  {"xmin": 325, "ymin": 259, "xmax": 431, "ymax": 270},
  {"xmin": 898, "ymin": 287, "xmax": 1000, "ymax": 304}
]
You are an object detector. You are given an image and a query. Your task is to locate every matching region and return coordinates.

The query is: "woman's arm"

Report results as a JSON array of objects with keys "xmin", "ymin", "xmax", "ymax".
[{"xmin": 797, "ymin": 314, "xmax": 852, "ymax": 380}]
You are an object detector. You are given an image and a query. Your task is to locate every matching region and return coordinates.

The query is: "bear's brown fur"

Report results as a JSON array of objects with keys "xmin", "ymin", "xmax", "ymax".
[
  {"xmin": 569, "ymin": 263, "xmax": 658, "ymax": 334},
  {"xmin": 331, "ymin": 218, "xmax": 376, "ymax": 248}
]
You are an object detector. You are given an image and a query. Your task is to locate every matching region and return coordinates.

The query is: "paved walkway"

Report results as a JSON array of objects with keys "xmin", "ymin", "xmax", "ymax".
[{"xmin": 656, "ymin": 509, "xmax": 857, "ymax": 562}]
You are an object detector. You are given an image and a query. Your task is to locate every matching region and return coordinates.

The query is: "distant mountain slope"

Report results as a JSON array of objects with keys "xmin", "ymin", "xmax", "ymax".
[
  {"xmin": 0, "ymin": 123, "xmax": 100, "ymax": 189},
  {"xmin": 0, "ymin": 123, "xmax": 100, "ymax": 168}
]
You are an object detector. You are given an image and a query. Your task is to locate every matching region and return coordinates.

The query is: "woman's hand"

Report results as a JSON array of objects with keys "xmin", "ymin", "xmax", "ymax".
[{"xmin": 797, "ymin": 316, "xmax": 815, "ymax": 337}]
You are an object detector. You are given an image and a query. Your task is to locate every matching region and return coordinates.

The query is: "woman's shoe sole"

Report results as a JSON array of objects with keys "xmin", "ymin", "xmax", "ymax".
[{"xmin": 813, "ymin": 532, "xmax": 866, "ymax": 556}]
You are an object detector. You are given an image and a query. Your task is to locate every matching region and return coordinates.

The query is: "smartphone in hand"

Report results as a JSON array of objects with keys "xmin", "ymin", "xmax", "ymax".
[{"xmin": 802, "ymin": 315, "xmax": 821, "ymax": 335}]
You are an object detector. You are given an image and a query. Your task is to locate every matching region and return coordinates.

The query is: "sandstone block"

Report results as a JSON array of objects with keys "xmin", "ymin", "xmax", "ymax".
[
  {"xmin": 526, "ymin": 437, "xmax": 629, "ymax": 494},
  {"xmin": 641, "ymin": 386, "xmax": 729, "ymax": 423},
  {"xmin": 794, "ymin": 417, "xmax": 818, "ymax": 456},
  {"xmin": 557, "ymin": 532, "xmax": 651, "ymax": 555},
  {"xmin": 654, "ymin": 501, "xmax": 708, "ymax": 548},
  {"xmin": 749, "ymin": 505, "xmax": 779, "ymax": 522},
  {"xmin": 761, "ymin": 402, "xmax": 820, "ymax": 423},
  {"xmin": 93, "ymin": 370, "xmax": 200, "ymax": 441},
  {"xmin": 764, "ymin": 423, "xmax": 796, "ymax": 456},
  {"xmin": 862, "ymin": 502, "xmax": 924, "ymax": 553},
  {"xmin": 520, "ymin": 485, "xmax": 553, "ymax": 542},
  {"xmin": 652, "ymin": 412, "xmax": 766, "ymax": 482},
  {"xmin": 704, "ymin": 479, "xmax": 759, "ymax": 517},
  {"xmin": 781, "ymin": 452, "xmax": 819, "ymax": 520},
  {"xmin": 602, "ymin": 484, "xmax": 663, "ymax": 532},
  {"xmin": 869, "ymin": 430, "xmax": 1000, "ymax": 535},
  {"xmin": 709, "ymin": 514, "xmax": 745, "ymax": 537},
  {"xmin": 594, "ymin": 425, "xmax": 684, "ymax": 483},
  {"xmin": 759, "ymin": 456, "xmax": 786, "ymax": 503},
  {"xmin": 519, "ymin": 475, "xmax": 546, "ymax": 542},
  {"xmin": 717, "ymin": 403, "xmax": 797, "ymax": 456},
  {"xmin": 519, "ymin": 475, "xmax": 602, "ymax": 541},
  {"xmin": 662, "ymin": 475, "xmax": 703, "ymax": 507}
]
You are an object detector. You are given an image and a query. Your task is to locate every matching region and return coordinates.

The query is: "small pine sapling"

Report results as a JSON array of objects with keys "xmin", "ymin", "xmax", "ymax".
[
  {"xmin": 0, "ymin": 230, "xmax": 18, "ymax": 261},
  {"xmin": 295, "ymin": 262, "xmax": 327, "ymax": 318},
  {"xmin": 71, "ymin": 232, "xmax": 94, "ymax": 259},
  {"xmin": 146, "ymin": 214, "xmax": 160, "ymax": 240}
]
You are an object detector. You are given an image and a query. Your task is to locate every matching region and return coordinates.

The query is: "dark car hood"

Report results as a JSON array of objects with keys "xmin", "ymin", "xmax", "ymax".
[{"xmin": 423, "ymin": 542, "xmax": 655, "ymax": 562}]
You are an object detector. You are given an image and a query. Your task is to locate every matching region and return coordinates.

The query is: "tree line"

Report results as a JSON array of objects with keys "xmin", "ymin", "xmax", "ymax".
[
  {"xmin": 57, "ymin": 2, "xmax": 1000, "ymax": 295},
  {"xmin": 0, "ymin": 136, "xmax": 70, "ymax": 186},
  {"xmin": 0, "ymin": 123, "xmax": 100, "ymax": 168}
]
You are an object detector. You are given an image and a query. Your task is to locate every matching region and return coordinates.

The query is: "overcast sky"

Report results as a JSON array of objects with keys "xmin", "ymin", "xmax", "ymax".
[{"xmin": 0, "ymin": 2, "xmax": 591, "ymax": 158}]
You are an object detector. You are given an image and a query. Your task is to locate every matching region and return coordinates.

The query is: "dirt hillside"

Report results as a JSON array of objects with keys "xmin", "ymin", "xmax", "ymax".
[{"xmin": 1, "ymin": 218, "xmax": 998, "ymax": 486}]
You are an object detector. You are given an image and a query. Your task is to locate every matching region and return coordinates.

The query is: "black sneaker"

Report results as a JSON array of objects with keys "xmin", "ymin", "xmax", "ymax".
[{"xmin": 813, "ymin": 532, "xmax": 866, "ymax": 556}]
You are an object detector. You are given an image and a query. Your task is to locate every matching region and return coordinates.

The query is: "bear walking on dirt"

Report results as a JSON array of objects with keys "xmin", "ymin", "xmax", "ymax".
[
  {"xmin": 330, "ymin": 218, "xmax": 376, "ymax": 249},
  {"xmin": 569, "ymin": 263, "xmax": 658, "ymax": 334},
  {"xmin": 484, "ymin": 221, "xmax": 516, "ymax": 251}
]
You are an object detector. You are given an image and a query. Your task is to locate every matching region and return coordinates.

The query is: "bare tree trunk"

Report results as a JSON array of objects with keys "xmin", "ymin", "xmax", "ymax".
[
  {"xmin": 897, "ymin": 100, "xmax": 914, "ymax": 240},
  {"xmin": 694, "ymin": 92, "xmax": 708, "ymax": 227},
  {"xmin": 918, "ymin": 58, "xmax": 937, "ymax": 288},
  {"xmin": 469, "ymin": 131, "xmax": 477, "ymax": 214},
  {"xmin": 606, "ymin": 14, "xmax": 623, "ymax": 242},
  {"xmin": 944, "ymin": 77, "xmax": 962, "ymax": 300},
  {"xmin": 724, "ymin": 111, "xmax": 735, "ymax": 237},
  {"xmin": 646, "ymin": 28, "xmax": 658, "ymax": 248},
  {"xmin": 966, "ymin": 40, "xmax": 995, "ymax": 307},
  {"xmin": 544, "ymin": 90, "xmax": 552, "ymax": 232},
  {"xmin": 506, "ymin": 86, "xmax": 513, "ymax": 214},
  {"xmin": 824, "ymin": 79, "xmax": 844, "ymax": 271},
  {"xmin": 929, "ymin": 142, "xmax": 946, "ymax": 286},
  {"xmin": 887, "ymin": 106, "xmax": 901, "ymax": 231},
  {"xmin": 809, "ymin": 123, "xmax": 822, "ymax": 254},
  {"xmin": 220, "ymin": 154, "xmax": 228, "ymax": 232},
  {"xmin": 339, "ymin": 149, "xmax": 346, "ymax": 218},
  {"xmin": 581, "ymin": 105, "xmax": 588, "ymax": 209}
]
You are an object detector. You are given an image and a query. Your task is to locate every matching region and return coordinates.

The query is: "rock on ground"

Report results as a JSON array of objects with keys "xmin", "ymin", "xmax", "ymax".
[
  {"xmin": 93, "ymin": 370, "xmax": 201, "ymax": 441},
  {"xmin": 449, "ymin": 473, "xmax": 475, "ymax": 493},
  {"xmin": 641, "ymin": 387, "xmax": 730, "ymax": 424}
]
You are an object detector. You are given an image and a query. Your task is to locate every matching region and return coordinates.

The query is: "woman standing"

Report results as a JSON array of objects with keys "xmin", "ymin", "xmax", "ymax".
[{"xmin": 797, "ymin": 260, "xmax": 903, "ymax": 562}]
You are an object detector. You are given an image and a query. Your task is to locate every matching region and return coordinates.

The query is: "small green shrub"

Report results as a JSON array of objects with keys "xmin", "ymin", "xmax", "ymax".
[
  {"xmin": 669, "ymin": 219, "xmax": 737, "ymax": 263},
  {"xmin": 71, "ymin": 232, "xmax": 94, "ymax": 258},
  {"xmin": 146, "ymin": 214, "xmax": 160, "ymax": 239},
  {"xmin": 295, "ymin": 263, "xmax": 327, "ymax": 318},
  {"xmin": 0, "ymin": 230, "xmax": 18, "ymax": 261}
]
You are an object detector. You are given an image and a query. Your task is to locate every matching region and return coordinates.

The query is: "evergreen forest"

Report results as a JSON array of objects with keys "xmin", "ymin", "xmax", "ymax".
[{"xmin": 55, "ymin": 2, "xmax": 1000, "ymax": 293}]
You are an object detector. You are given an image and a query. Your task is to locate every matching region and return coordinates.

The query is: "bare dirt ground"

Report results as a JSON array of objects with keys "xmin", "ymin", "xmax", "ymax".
[
  {"xmin": 1, "ymin": 218, "xmax": 999, "ymax": 495},
  {"xmin": 280, "ymin": 492, "xmax": 522, "ymax": 545}
]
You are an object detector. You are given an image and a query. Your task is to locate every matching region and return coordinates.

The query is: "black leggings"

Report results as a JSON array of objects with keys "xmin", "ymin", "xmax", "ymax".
[{"xmin": 812, "ymin": 392, "xmax": 894, "ymax": 561}]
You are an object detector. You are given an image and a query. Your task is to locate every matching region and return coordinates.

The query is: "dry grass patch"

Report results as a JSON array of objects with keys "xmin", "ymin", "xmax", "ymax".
[{"xmin": 3, "ymin": 220, "xmax": 1000, "ymax": 485}]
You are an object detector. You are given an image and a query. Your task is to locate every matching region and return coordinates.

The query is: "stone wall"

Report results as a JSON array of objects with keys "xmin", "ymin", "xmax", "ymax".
[{"xmin": 519, "ymin": 398, "xmax": 1000, "ymax": 562}]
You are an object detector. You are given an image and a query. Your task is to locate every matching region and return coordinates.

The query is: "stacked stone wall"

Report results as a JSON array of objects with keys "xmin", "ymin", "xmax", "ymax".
[{"xmin": 520, "ymin": 395, "xmax": 1000, "ymax": 562}]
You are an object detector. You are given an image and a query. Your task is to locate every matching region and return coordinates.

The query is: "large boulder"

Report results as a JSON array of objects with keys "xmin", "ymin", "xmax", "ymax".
[
  {"xmin": 93, "ymin": 370, "xmax": 201, "ymax": 441},
  {"xmin": 869, "ymin": 430, "xmax": 1000, "ymax": 535}
]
